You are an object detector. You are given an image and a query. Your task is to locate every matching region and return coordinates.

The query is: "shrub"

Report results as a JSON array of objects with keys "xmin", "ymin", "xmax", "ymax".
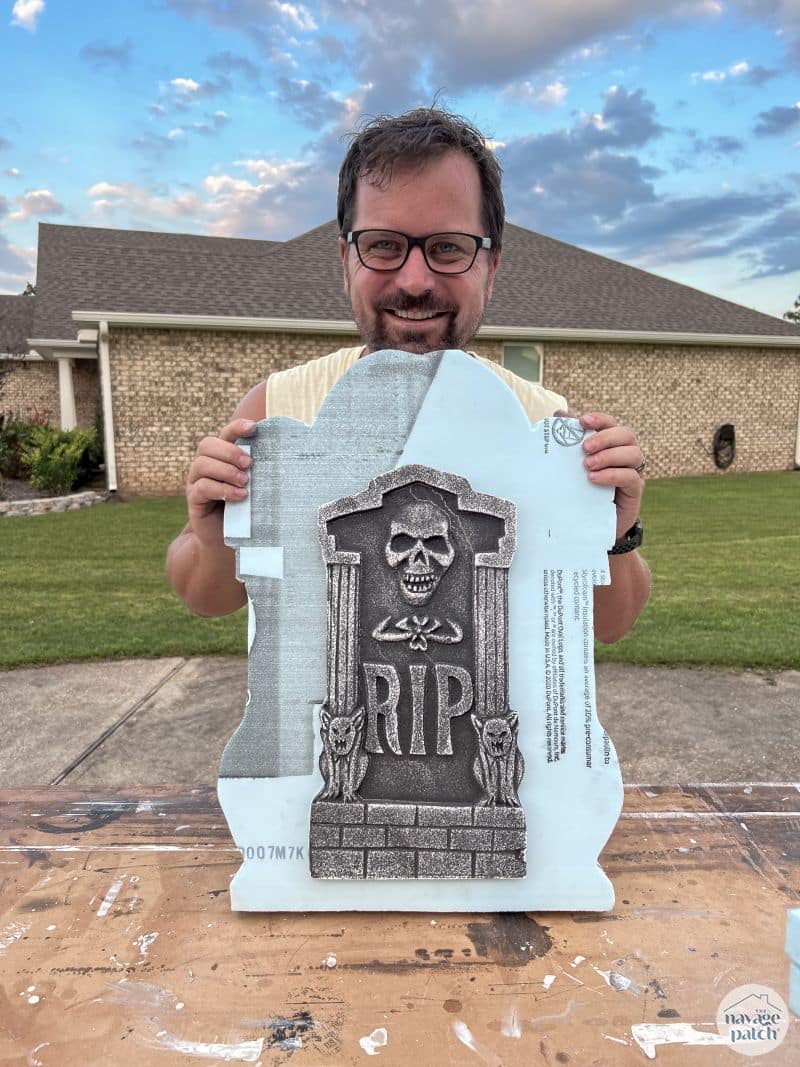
[
  {"xmin": 1, "ymin": 414, "xmax": 38, "ymax": 479},
  {"xmin": 21, "ymin": 425, "xmax": 98, "ymax": 496}
]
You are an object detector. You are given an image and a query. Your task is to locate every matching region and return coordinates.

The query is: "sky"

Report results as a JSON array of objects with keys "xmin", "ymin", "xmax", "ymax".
[{"xmin": 1, "ymin": 0, "xmax": 799, "ymax": 320}]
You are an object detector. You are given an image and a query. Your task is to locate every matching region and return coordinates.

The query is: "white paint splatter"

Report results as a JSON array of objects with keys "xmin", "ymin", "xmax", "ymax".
[
  {"xmin": 743, "ymin": 785, "xmax": 753, "ymax": 794},
  {"xmin": 27, "ymin": 994, "xmax": 40, "ymax": 1005},
  {"xmin": 323, "ymin": 952, "xmax": 337, "ymax": 968},
  {"xmin": 174, "ymin": 825, "xmax": 191, "ymax": 832},
  {"xmin": 530, "ymin": 1000, "xmax": 577, "ymax": 1027},
  {"xmin": 0, "ymin": 921, "xmax": 31, "ymax": 954},
  {"xmin": 97, "ymin": 878, "xmax": 125, "ymax": 917},
  {"xmin": 359, "ymin": 1027, "xmax": 388, "ymax": 1056},
  {"xmin": 501, "ymin": 1006, "xmax": 521, "ymax": 1038},
  {"xmin": 604, "ymin": 1034, "xmax": 629, "ymax": 1045},
  {"xmin": 592, "ymin": 966, "xmax": 636, "ymax": 993},
  {"xmin": 27, "ymin": 1041, "xmax": 50, "ymax": 1066},
  {"xmin": 46, "ymin": 925, "xmax": 56, "ymax": 932},
  {"xmin": 631, "ymin": 1023, "xmax": 730, "ymax": 1059},
  {"xmin": 133, "ymin": 932, "xmax": 159, "ymax": 959},
  {"xmin": 176, "ymin": 1002, "xmax": 185, "ymax": 1011},
  {"xmin": 543, "ymin": 974, "xmax": 556, "ymax": 990},
  {"xmin": 103, "ymin": 978, "xmax": 177, "ymax": 1011},
  {"xmin": 153, "ymin": 1030, "xmax": 264, "ymax": 1062},
  {"xmin": 570, "ymin": 955, "xmax": 585, "ymax": 967},
  {"xmin": 136, "ymin": 800, "xmax": 155, "ymax": 813}
]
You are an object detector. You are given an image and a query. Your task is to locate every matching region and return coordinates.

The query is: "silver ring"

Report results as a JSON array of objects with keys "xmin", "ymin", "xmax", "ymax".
[{"xmin": 635, "ymin": 458, "xmax": 646, "ymax": 476}]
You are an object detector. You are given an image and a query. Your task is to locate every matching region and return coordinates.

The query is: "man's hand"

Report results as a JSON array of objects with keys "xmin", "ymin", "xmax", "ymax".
[
  {"xmin": 554, "ymin": 408, "xmax": 650, "ymax": 642},
  {"xmin": 167, "ymin": 381, "xmax": 266, "ymax": 617},
  {"xmin": 578, "ymin": 412, "xmax": 645, "ymax": 540},
  {"xmin": 186, "ymin": 417, "xmax": 256, "ymax": 545}
]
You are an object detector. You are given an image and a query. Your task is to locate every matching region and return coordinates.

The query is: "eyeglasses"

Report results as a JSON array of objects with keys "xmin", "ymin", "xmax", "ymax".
[{"xmin": 346, "ymin": 229, "xmax": 492, "ymax": 275}]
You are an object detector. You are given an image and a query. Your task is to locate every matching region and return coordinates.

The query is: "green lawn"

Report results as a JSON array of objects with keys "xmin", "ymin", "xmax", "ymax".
[{"xmin": 1, "ymin": 471, "xmax": 798, "ymax": 669}]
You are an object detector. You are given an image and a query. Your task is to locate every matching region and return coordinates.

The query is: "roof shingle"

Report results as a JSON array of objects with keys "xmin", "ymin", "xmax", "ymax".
[
  {"xmin": 31, "ymin": 219, "xmax": 800, "ymax": 341},
  {"xmin": 0, "ymin": 293, "xmax": 35, "ymax": 354}
]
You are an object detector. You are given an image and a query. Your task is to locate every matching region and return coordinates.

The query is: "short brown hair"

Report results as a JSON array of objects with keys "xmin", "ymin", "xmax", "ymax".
[{"xmin": 337, "ymin": 106, "xmax": 505, "ymax": 251}]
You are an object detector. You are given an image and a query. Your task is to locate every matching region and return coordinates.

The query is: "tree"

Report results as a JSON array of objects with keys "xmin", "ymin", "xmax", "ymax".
[{"xmin": 784, "ymin": 295, "xmax": 800, "ymax": 323}]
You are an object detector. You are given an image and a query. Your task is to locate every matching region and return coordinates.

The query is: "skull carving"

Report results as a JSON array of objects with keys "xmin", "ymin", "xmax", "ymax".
[
  {"xmin": 385, "ymin": 501, "xmax": 455, "ymax": 605},
  {"xmin": 482, "ymin": 717, "xmax": 514, "ymax": 758}
]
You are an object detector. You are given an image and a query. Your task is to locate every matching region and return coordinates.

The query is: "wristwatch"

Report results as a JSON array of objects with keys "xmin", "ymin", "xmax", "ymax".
[{"xmin": 608, "ymin": 519, "xmax": 643, "ymax": 555}]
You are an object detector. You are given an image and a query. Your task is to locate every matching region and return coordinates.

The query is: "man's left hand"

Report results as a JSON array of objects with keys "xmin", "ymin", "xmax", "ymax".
[{"xmin": 579, "ymin": 412, "xmax": 645, "ymax": 540}]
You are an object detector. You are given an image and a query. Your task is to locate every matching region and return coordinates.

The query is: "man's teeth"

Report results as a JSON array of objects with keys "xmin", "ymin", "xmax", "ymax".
[{"xmin": 390, "ymin": 309, "xmax": 442, "ymax": 320}]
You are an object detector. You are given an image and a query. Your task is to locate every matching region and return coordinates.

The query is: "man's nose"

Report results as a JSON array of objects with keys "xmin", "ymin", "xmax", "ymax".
[{"xmin": 394, "ymin": 245, "xmax": 437, "ymax": 294}]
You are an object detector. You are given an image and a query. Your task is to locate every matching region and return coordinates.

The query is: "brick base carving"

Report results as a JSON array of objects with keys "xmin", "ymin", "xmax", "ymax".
[{"xmin": 309, "ymin": 801, "xmax": 526, "ymax": 880}]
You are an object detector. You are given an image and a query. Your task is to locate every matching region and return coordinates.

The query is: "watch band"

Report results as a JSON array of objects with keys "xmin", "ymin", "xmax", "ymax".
[{"xmin": 608, "ymin": 519, "xmax": 643, "ymax": 555}]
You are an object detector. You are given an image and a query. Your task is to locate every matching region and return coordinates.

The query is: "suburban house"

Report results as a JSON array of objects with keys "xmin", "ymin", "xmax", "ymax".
[{"xmin": 2, "ymin": 219, "xmax": 799, "ymax": 496}]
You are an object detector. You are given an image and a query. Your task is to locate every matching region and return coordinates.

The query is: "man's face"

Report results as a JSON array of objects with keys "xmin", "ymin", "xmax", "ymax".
[{"xmin": 339, "ymin": 151, "xmax": 500, "ymax": 355}]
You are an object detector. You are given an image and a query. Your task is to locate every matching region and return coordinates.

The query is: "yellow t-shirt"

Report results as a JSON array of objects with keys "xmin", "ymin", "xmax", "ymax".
[{"xmin": 265, "ymin": 346, "xmax": 567, "ymax": 424}]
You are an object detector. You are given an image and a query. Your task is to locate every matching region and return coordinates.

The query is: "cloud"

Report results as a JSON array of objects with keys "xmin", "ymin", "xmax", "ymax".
[
  {"xmin": 9, "ymin": 188, "xmax": 64, "ymax": 221},
  {"xmin": 87, "ymin": 181, "xmax": 203, "ymax": 223},
  {"xmin": 499, "ymin": 87, "xmax": 666, "ymax": 239},
  {"xmin": 0, "ymin": 194, "xmax": 7, "ymax": 218},
  {"xmin": 271, "ymin": 0, "xmax": 316, "ymax": 31},
  {"xmin": 742, "ymin": 64, "xmax": 779, "ymax": 85},
  {"xmin": 690, "ymin": 58, "xmax": 754, "ymax": 82},
  {"xmin": 167, "ymin": 74, "xmax": 231, "ymax": 110},
  {"xmin": 506, "ymin": 79, "xmax": 568, "ymax": 107},
  {"xmin": 10, "ymin": 0, "xmax": 44, "ymax": 32},
  {"xmin": 79, "ymin": 38, "xmax": 133, "ymax": 70},
  {"xmin": 0, "ymin": 235, "xmax": 35, "ymax": 290},
  {"xmin": 162, "ymin": 111, "xmax": 231, "ymax": 140},
  {"xmin": 276, "ymin": 77, "xmax": 347, "ymax": 128},
  {"xmin": 754, "ymin": 102, "xmax": 800, "ymax": 136},
  {"xmin": 3, "ymin": 167, "xmax": 21, "ymax": 177},
  {"xmin": 692, "ymin": 133, "xmax": 745, "ymax": 155},
  {"xmin": 85, "ymin": 155, "xmax": 333, "ymax": 240},
  {"xmin": 129, "ymin": 131, "xmax": 178, "ymax": 158},
  {"xmin": 207, "ymin": 50, "xmax": 262, "ymax": 83}
]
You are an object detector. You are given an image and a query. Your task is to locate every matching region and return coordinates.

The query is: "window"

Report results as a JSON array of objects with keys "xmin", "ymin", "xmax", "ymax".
[{"xmin": 502, "ymin": 343, "xmax": 542, "ymax": 383}]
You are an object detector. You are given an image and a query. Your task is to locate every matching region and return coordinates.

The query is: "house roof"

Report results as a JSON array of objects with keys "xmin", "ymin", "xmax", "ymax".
[
  {"xmin": 32, "ymin": 219, "xmax": 800, "ymax": 342},
  {"xmin": 32, "ymin": 224, "xmax": 282, "ymax": 340},
  {"xmin": 0, "ymin": 293, "xmax": 35, "ymax": 354}
]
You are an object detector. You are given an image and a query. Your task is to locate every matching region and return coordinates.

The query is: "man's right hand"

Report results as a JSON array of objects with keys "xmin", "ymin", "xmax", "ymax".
[
  {"xmin": 186, "ymin": 417, "xmax": 257, "ymax": 545},
  {"xmin": 167, "ymin": 381, "xmax": 266, "ymax": 617}
]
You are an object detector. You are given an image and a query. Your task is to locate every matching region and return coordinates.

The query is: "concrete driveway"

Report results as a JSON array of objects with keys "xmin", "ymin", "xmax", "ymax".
[{"xmin": 2, "ymin": 658, "xmax": 798, "ymax": 786}]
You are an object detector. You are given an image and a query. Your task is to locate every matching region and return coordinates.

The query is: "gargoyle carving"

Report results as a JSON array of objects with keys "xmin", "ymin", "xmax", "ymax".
[
  {"xmin": 317, "ymin": 705, "xmax": 369, "ymax": 802},
  {"xmin": 471, "ymin": 712, "xmax": 524, "ymax": 807}
]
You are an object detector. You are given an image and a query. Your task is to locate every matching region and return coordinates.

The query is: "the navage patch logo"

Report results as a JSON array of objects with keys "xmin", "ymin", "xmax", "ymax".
[{"xmin": 717, "ymin": 985, "xmax": 789, "ymax": 1057}]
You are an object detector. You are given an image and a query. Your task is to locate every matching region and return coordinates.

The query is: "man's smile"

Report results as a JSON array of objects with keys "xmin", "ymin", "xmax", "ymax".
[{"xmin": 385, "ymin": 308, "xmax": 450, "ymax": 321}]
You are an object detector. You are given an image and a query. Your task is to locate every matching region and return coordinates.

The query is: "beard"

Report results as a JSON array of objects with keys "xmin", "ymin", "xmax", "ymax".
[{"xmin": 352, "ymin": 288, "xmax": 489, "ymax": 356}]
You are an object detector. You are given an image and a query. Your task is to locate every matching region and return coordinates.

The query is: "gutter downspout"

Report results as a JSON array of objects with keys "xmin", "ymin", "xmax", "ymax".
[{"xmin": 97, "ymin": 320, "xmax": 118, "ymax": 494}]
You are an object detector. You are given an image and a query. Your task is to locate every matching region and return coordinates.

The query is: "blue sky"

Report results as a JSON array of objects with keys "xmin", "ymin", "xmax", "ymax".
[{"xmin": 1, "ymin": 0, "xmax": 799, "ymax": 319}]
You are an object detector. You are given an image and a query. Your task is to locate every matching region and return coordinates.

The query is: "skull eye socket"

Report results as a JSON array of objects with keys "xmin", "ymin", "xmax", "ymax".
[
  {"xmin": 424, "ymin": 536, "xmax": 449, "ymax": 555},
  {"xmin": 389, "ymin": 533, "xmax": 415, "ymax": 555}
]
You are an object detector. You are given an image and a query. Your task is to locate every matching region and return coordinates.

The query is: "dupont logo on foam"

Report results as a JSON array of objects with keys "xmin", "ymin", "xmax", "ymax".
[{"xmin": 717, "ymin": 984, "xmax": 790, "ymax": 1057}]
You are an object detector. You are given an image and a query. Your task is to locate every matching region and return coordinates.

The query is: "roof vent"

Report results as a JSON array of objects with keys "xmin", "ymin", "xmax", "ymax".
[{"xmin": 713, "ymin": 424, "xmax": 735, "ymax": 470}]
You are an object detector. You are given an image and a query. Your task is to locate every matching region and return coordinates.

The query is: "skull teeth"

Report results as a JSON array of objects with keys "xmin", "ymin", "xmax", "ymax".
[{"xmin": 404, "ymin": 573, "xmax": 435, "ymax": 588}]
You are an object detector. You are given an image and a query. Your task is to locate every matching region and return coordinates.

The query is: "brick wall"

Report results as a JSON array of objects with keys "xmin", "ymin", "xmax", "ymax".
[
  {"xmin": 309, "ymin": 799, "xmax": 526, "ymax": 879},
  {"xmin": 543, "ymin": 342, "xmax": 800, "ymax": 478},
  {"xmin": 105, "ymin": 327, "xmax": 800, "ymax": 494},
  {"xmin": 0, "ymin": 361, "xmax": 59, "ymax": 424},
  {"xmin": 0, "ymin": 359, "xmax": 99, "ymax": 430}
]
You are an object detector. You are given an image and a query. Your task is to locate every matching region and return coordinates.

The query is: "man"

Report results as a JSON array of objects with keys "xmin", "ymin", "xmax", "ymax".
[{"xmin": 166, "ymin": 107, "xmax": 650, "ymax": 639}]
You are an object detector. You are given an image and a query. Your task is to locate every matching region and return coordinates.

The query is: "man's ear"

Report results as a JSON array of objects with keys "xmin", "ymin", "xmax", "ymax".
[
  {"xmin": 485, "ymin": 250, "xmax": 501, "ymax": 302},
  {"xmin": 338, "ymin": 236, "xmax": 350, "ymax": 296}
]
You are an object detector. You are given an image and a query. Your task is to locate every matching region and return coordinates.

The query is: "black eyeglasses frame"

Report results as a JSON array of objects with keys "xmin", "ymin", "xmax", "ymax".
[{"xmin": 345, "ymin": 229, "xmax": 492, "ymax": 275}]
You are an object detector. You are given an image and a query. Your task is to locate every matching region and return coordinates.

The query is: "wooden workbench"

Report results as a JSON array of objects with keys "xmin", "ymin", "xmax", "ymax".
[{"xmin": 1, "ymin": 785, "xmax": 797, "ymax": 1065}]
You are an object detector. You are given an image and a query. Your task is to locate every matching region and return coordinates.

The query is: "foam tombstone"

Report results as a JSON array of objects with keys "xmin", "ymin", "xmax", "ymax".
[{"xmin": 219, "ymin": 349, "xmax": 621, "ymax": 911}]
